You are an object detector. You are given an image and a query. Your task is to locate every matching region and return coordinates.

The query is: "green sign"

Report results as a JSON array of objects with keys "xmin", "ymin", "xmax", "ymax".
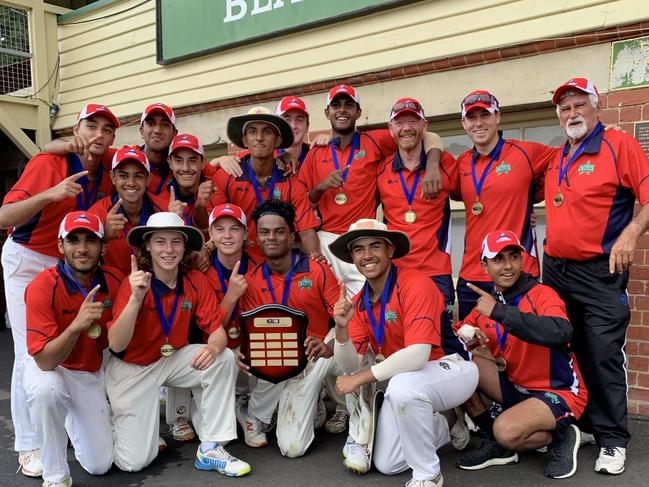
[
  {"xmin": 610, "ymin": 36, "xmax": 649, "ymax": 91},
  {"xmin": 156, "ymin": 0, "xmax": 420, "ymax": 64}
]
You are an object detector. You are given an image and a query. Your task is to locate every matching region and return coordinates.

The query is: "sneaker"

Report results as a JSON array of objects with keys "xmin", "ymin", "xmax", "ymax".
[
  {"xmin": 314, "ymin": 398, "xmax": 327, "ymax": 429},
  {"xmin": 17, "ymin": 449, "xmax": 43, "ymax": 477},
  {"xmin": 342, "ymin": 436, "xmax": 370, "ymax": 474},
  {"xmin": 158, "ymin": 436, "xmax": 167, "ymax": 451},
  {"xmin": 171, "ymin": 417, "xmax": 196, "ymax": 442},
  {"xmin": 325, "ymin": 410, "xmax": 349, "ymax": 434},
  {"xmin": 235, "ymin": 404, "xmax": 268, "ymax": 448},
  {"xmin": 544, "ymin": 424, "xmax": 580, "ymax": 479},
  {"xmin": 405, "ymin": 473, "xmax": 444, "ymax": 487},
  {"xmin": 42, "ymin": 478, "xmax": 72, "ymax": 487},
  {"xmin": 594, "ymin": 446, "xmax": 626, "ymax": 475},
  {"xmin": 456, "ymin": 437, "xmax": 518, "ymax": 470},
  {"xmin": 444, "ymin": 407, "xmax": 470, "ymax": 450},
  {"xmin": 194, "ymin": 445, "xmax": 251, "ymax": 477}
]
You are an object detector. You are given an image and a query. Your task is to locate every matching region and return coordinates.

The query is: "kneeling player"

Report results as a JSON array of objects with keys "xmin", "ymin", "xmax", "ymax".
[{"xmin": 455, "ymin": 230, "xmax": 588, "ymax": 479}]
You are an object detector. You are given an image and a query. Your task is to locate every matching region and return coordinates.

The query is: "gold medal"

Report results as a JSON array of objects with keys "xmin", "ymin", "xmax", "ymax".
[
  {"xmin": 160, "ymin": 342, "xmax": 175, "ymax": 357},
  {"xmin": 86, "ymin": 322, "xmax": 102, "ymax": 339},
  {"xmin": 375, "ymin": 352, "xmax": 385, "ymax": 363},
  {"xmin": 404, "ymin": 210, "xmax": 416, "ymax": 224},
  {"xmin": 334, "ymin": 192, "xmax": 348, "ymax": 205},
  {"xmin": 227, "ymin": 326, "xmax": 241, "ymax": 340},
  {"xmin": 471, "ymin": 200, "xmax": 484, "ymax": 215},
  {"xmin": 553, "ymin": 192, "xmax": 564, "ymax": 207},
  {"xmin": 495, "ymin": 355, "xmax": 507, "ymax": 372}
]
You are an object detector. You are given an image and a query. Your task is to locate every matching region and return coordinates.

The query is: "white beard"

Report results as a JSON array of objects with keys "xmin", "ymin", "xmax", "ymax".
[{"xmin": 565, "ymin": 117, "xmax": 588, "ymax": 140}]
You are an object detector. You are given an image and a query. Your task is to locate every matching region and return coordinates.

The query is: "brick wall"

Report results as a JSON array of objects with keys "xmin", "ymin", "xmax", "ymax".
[{"xmin": 597, "ymin": 86, "xmax": 649, "ymax": 415}]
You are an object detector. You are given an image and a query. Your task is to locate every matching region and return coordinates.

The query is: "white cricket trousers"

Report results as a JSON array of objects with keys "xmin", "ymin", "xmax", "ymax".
[
  {"xmin": 317, "ymin": 230, "xmax": 365, "ymax": 299},
  {"xmin": 350, "ymin": 355, "xmax": 478, "ymax": 480},
  {"xmin": 23, "ymin": 357, "xmax": 113, "ymax": 483},
  {"xmin": 105, "ymin": 345, "xmax": 237, "ymax": 472},
  {"xmin": 2, "ymin": 238, "xmax": 59, "ymax": 451}
]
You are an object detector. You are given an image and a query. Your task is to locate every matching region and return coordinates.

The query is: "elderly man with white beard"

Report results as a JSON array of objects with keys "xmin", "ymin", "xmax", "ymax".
[{"xmin": 542, "ymin": 77, "xmax": 649, "ymax": 476}]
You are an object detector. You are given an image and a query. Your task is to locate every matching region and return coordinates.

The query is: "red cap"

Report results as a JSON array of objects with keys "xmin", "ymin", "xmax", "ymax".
[
  {"xmin": 209, "ymin": 204, "xmax": 247, "ymax": 228},
  {"xmin": 326, "ymin": 84, "xmax": 360, "ymax": 107},
  {"xmin": 59, "ymin": 211, "xmax": 104, "ymax": 239},
  {"xmin": 169, "ymin": 133, "xmax": 204, "ymax": 157},
  {"xmin": 389, "ymin": 97, "xmax": 426, "ymax": 120},
  {"xmin": 481, "ymin": 230, "xmax": 525, "ymax": 260},
  {"xmin": 140, "ymin": 102, "xmax": 177, "ymax": 128},
  {"xmin": 551, "ymin": 78, "xmax": 599, "ymax": 105},
  {"xmin": 275, "ymin": 96, "xmax": 309, "ymax": 117},
  {"xmin": 77, "ymin": 103, "xmax": 120, "ymax": 129},
  {"xmin": 111, "ymin": 146, "xmax": 151, "ymax": 173},
  {"xmin": 461, "ymin": 90, "xmax": 499, "ymax": 118}
]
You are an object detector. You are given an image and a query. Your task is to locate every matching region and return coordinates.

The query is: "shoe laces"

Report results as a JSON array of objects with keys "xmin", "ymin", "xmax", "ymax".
[
  {"xmin": 17, "ymin": 449, "xmax": 40, "ymax": 473},
  {"xmin": 602, "ymin": 446, "xmax": 620, "ymax": 457},
  {"xmin": 208, "ymin": 445, "xmax": 235, "ymax": 462},
  {"xmin": 330, "ymin": 411, "xmax": 349, "ymax": 422},
  {"xmin": 347, "ymin": 440, "xmax": 368, "ymax": 458}
]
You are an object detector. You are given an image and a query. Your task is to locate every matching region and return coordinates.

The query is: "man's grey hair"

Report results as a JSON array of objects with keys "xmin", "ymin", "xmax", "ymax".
[{"xmin": 555, "ymin": 90, "xmax": 599, "ymax": 117}]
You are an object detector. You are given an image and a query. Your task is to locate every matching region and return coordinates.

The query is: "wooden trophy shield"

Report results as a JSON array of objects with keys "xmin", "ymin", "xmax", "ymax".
[{"xmin": 239, "ymin": 304, "xmax": 308, "ymax": 384}]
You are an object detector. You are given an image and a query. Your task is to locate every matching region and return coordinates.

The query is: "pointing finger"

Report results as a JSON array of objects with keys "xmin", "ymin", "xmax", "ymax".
[
  {"xmin": 466, "ymin": 283, "xmax": 490, "ymax": 297},
  {"xmin": 85, "ymin": 284, "xmax": 101, "ymax": 302},
  {"xmin": 232, "ymin": 260, "xmax": 241, "ymax": 277},
  {"xmin": 338, "ymin": 280, "xmax": 347, "ymax": 301},
  {"xmin": 131, "ymin": 255, "xmax": 138, "ymax": 273},
  {"xmin": 67, "ymin": 170, "xmax": 89, "ymax": 182},
  {"xmin": 108, "ymin": 198, "xmax": 123, "ymax": 215},
  {"xmin": 169, "ymin": 186, "xmax": 176, "ymax": 203}
]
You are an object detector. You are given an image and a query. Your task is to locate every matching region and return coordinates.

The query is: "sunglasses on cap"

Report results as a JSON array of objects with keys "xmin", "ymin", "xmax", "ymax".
[
  {"xmin": 461, "ymin": 93, "xmax": 499, "ymax": 108},
  {"xmin": 391, "ymin": 101, "xmax": 423, "ymax": 114}
]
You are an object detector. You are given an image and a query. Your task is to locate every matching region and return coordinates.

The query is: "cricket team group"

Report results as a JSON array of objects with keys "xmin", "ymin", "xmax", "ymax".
[{"xmin": 1, "ymin": 76, "xmax": 648, "ymax": 487}]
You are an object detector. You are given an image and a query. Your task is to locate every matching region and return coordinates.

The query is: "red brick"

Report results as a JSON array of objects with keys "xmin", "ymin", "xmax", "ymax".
[
  {"xmin": 599, "ymin": 109, "xmax": 619, "ymax": 125},
  {"xmin": 642, "ymin": 104, "xmax": 649, "ymax": 120},
  {"xmin": 432, "ymin": 59, "xmax": 451, "ymax": 71},
  {"xmin": 388, "ymin": 68, "xmax": 405, "ymax": 79},
  {"xmin": 403, "ymin": 65, "xmax": 420, "ymax": 76},
  {"xmin": 626, "ymin": 340, "xmax": 639, "ymax": 355},
  {"xmin": 595, "ymin": 29, "xmax": 619, "ymax": 42},
  {"xmin": 630, "ymin": 310, "xmax": 643, "ymax": 325},
  {"xmin": 575, "ymin": 32, "xmax": 598, "ymax": 45},
  {"xmin": 637, "ymin": 402, "xmax": 649, "ymax": 416},
  {"xmin": 627, "ymin": 279, "xmax": 645, "ymax": 294},
  {"xmin": 482, "ymin": 50, "xmax": 501, "ymax": 62},
  {"xmin": 418, "ymin": 61, "xmax": 436, "ymax": 73},
  {"xmin": 465, "ymin": 53, "xmax": 484, "ymax": 65},
  {"xmin": 517, "ymin": 43, "xmax": 538, "ymax": 56},
  {"xmin": 619, "ymin": 122, "xmax": 634, "ymax": 135},
  {"xmin": 499, "ymin": 46, "xmax": 520, "ymax": 59},
  {"xmin": 449, "ymin": 56, "xmax": 467, "ymax": 68},
  {"xmin": 628, "ymin": 355, "xmax": 649, "ymax": 373},
  {"xmin": 633, "ymin": 296, "xmax": 649, "ymax": 311},
  {"xmin": 630, "ymin": 265, "xmax": 649, "ymax": 280},
  {"xmin": 628, "ymin": 386, "xmax": 649, "ymax": 402},
  {"xmin": 555, "ymin": 37, "xmax": 577, "ymax": 49},
  {"xmin": 607, "ymin": 88, "xmax": 649, "ymax": 108},
  {"xmin": 628, "ymin": 325, "xmax": 649, "ymax": 341},
  {"xmin": 638, "ymin": 341, "xmax": 649, "ymax": 356},
  {"xmin": 620, "ymin": 105, "xmax": 642, "ymax": 122},
  {"xmin": 636, "ymin": 372, "xmax": 649, "ymax": 389},
  {"xmin": 627, "ymin": 370, "xmax": 638, "ymax": 386},
  {"xmin": 628, "ymin": 401, "xmax": 639, "ymax": 414},
  {"xmin": 638, "ymin": 233, "xmax": 649, "ymax": 249}
]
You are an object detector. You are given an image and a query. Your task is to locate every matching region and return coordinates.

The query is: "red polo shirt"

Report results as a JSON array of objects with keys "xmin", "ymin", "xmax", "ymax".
[
  {"xmin": 236, "ymin": 143, "xmax": 311, "ymax": 172},
  {"xmin": 348, "ymin": 265, "xmax": 444, "ymax": 361},
  {"xmin": 456, "ymin": 283, "xmax": 587, "ymax": 416},
  {"xmin": 25, "ymin": 262, "xmax": 124, "ymax": 372},
  {"xmin": 544, "ymin": 123, "xmax": 649, "ymax": 260},
  {"xmin": 239, "ymin": 250, "xmax": 338, "ymax": 340},
  {"xmin": 157, "ymin": 176, "xmax": 208, "ymax": 226},
  {"xmin": 209, "ymin": 155, "xmax": 318, "ymax": 259},
  {"xmin": 377, "ymin": 150, "xmax": 456, "ymax": 277},
  {"xmin": 4, "ymin": 154, "xmax": 113, "ymax": 258},
  {"xmin": 454, "ymin": 136, "xmax": 557, "ymax": 281},
  {"xmin": 298, "ymin": 130, "xmax": 395, "ymax": 234},
  {"xmin": 204, "ymin": 251, "xmax": 259, "ymax": 349},
  {"xmin": 88, "ymin": 192, "xmax": 167, "ymax": 276},
  {"xmin": 108, "ymin": 270, "xmax": 224, "ymax": 366}
]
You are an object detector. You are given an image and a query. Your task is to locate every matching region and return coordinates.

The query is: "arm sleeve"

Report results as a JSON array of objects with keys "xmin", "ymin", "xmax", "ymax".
[
  {"xmin": 370, "ymin": 343, "xmax": 431, "ymax": 381},
  {"xmin": 334, "ymin": 339, "xmax": 361, "ymax": 374},
  {"xmin": 489, "ymin": 288, "xmax": 572, "ymax": 347},
  {"xmin": 3, "ymin": 155, "xmax": 65, "ymax": 205}
]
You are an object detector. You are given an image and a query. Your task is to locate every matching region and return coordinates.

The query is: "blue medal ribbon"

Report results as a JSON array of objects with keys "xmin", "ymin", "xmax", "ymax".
[
  {"xmin": 278, "ymin": 144, "xmax": 309, "ymax": 165},
  {"xmin": 63, "ymin": 263, "xmax": 100, "ymax": 301},
  {"xmin": 262, "ymin": 252, "xmax": 296, "ymax": 306},
  {"xmin": 470, "ymin": 137, "xmax": 504, "ymax": 200},
  {"xmin": 247, "ymin": 158, "xmax": 279, "ymax": 205},
  {"xmin": 71, "ymin": 156, "xmax": 103, "ymax": 211},
  {"xmin": 168, "ymin": 179, "xmax": 195, "ymax": 225},
  {"xmin": 557, "ymin": 122, "xmax": 602, "ymax": 188},
  {"xmin": 151, "ymin": 282, "xmax": 181, "ymax": 339},
  {"xmin": 493, "ymin": 294, "xmax": 523, "ymax": 353},
  {"xmin": 398, "ymin": 169, "xmax": 422, "ymax": 207},
  {"xmin": 362, "ymin": 266, "xmax": 395, "ymax": 353},
  {"xmin": 330, "ymin": 133, "xmax": 360, "ymax": 185}
]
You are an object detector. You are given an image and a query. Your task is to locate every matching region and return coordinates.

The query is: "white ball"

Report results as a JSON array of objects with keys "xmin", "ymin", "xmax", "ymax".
[{"xmin": 458, "ymin": 324, "xmax": 476, "ymax": 341}]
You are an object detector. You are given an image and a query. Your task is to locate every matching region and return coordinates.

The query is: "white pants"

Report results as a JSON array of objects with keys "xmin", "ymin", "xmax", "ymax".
[
  {"xmin": 23, "ymin": 357, "xmax": 113, "ymax": 483},
  {"xmin": 318, "ymin": 230, "xmax": 365, "ymax": 299},
  {"xmin": 2, "ymin": 238, "xmax": 59, "ymax": 451},
  {"xmin": 105, "ymin": 345, "xmax": 237, "ymax": 472},
  {"xmin": 247, "ymin": 354, "xmax": 343, "ymax": 458},
  {"xmin": 350, "ymin": 355, "xmax": 478, "ymax": 480}
]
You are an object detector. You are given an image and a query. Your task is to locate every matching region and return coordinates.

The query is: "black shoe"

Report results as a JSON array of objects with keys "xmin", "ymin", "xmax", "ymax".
[
  {"xmin": 544, "ymin": 424, "xmax": 580, "ymax": 479},
  {"xmin": 456, "ymin": 437, "xmax": 519, "ymax": 470}
]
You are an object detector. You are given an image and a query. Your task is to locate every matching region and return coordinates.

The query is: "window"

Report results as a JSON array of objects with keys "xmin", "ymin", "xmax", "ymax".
[{"xmin": 0, "ymin": 5, "xmax": 32, "ymax": 96}]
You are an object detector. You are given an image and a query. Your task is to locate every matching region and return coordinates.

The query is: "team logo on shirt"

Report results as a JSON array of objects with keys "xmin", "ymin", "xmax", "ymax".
[
  {"xmin": 297, "ymin": 276, "xmax": 313, "ymax": 289},
  {"xmin": 385, "ymin": 310, "xmax": 397, "ymax": 324},
  {"xmin": 578, "ymin": 161, "xmax": 595, "ymax": 175},
  {"xmin": 181, "ymin": 299, "xmax": 192, "ymax": 311},
  {"xmin": 273, "ymin": 188, "xmax": 282, "ymax": 199},
  {"xmin": 102, "ymin": 300, "xmax": 112, "ymax": 309},
  {"xmin": 543, "ymin": 392, "xmax": 560, "ymax": 405},
  {"xmin": 495, "ymin": 161, "xmax": 511, "ymax": 175},
  {"xmin": 354, "ymin": 149, "xmax": 366, "ymax": 160},
  {"xmin": 98, "ymin": 192, "xmax": 106, "ymax": 199}
]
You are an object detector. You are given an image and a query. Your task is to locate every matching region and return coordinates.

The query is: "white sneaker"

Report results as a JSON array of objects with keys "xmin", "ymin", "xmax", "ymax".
[
  {"xmin": 594, "ymin": 446, "xmax": 626, "ymax": 475},
  {"xmin": 325, "ymin": 410, "xmax": 350, "ymax": 434},
  {"xmin": 42, "ymin": 478, "xmax": 72, "ymax": 487},
  {"xmin": 194, "ymin": 445, "xmax": 251, "ymax": 477},
  {"xmin": 405, "ymin": 473, "xmax": 444, "ymax": 487},
  {"xmin": 314, "ymin": 398, "xmax": 327, "ymax": 429},
  {"xmin": 17, "ymin": 449, "xmax": 42, "ymax": 477},
  {"xmin": 342, "ymin": 436, "xmax": 370, "ymax": 474},
  {"xmin": 235, "ymin": 404, "xmax": 268, "ymax": 448}
]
